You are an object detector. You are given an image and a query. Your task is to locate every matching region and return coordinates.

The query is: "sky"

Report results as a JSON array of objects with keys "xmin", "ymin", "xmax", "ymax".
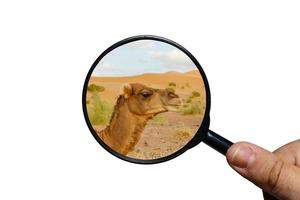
[{"xmin": 92, "ymin": 40, "xmax": 197, "ymax": 77}]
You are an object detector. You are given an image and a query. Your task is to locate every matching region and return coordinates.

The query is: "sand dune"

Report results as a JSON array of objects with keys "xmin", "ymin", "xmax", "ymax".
[
  {"xmin": 89, "ymin": 70, "xmax": 205, "ymax": 102},
  {"xmin": 90, "ymin": 70, "xmax": 202, "ymax": 85},
  {"xmin": 184, "ymin": 70, "xmax": 202, "ymax": 77}
]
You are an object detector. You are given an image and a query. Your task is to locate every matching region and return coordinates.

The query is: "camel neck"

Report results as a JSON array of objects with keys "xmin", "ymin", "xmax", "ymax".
[{"xmin": 103, "ymin": 96, "xmax": 149, "ymax": 155}]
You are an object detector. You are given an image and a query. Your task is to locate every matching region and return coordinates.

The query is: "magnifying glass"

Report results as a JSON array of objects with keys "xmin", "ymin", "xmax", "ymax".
[{"xmin": 83, "ymin": 35, "xmax": 233, "ymax": 164}]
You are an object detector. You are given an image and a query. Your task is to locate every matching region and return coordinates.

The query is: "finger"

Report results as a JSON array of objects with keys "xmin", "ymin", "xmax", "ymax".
[
  {"xmin": 273, "ymin": 140, "xmax": 300, "ymax": 166},
  {"xmin": 226, "ymin": 142, "xmax": 300, "ymax": 200},
  {"xmin": 264, "ymin": 140, "xmax": 300, "ymax": 200}
]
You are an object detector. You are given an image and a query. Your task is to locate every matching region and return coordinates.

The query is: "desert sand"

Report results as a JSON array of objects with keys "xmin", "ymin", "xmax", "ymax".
[{"xmin": 89, "ymin": 70, "xmax": 205, "ymax": 100}]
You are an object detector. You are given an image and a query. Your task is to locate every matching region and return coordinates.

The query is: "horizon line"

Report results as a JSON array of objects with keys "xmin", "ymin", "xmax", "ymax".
[{"xmin": 91, "ymin": 69, "xmax": 199, "ymax": 78}]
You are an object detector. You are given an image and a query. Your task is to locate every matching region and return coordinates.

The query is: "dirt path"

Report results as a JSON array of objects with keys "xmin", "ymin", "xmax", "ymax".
[{"xmin": 127, "ymin": 112, "xmax": 202, "ymax": 159}]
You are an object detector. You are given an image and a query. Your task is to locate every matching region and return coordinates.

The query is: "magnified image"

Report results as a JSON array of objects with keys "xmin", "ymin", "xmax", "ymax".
[{"xmin": 85, "ymin": 39, "xmax": 206, "ymax": 160}]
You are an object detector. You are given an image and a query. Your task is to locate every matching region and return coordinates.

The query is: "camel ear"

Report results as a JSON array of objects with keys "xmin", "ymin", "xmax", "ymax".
[{"xmin": 122, "ymin": 83, "xmax": 133, "ymax": 99}]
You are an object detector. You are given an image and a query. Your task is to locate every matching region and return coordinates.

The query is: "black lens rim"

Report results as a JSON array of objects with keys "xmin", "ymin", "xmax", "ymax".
[{"xmin": 82, "ymin": 35, "xmax": 211, "ymax": 164}]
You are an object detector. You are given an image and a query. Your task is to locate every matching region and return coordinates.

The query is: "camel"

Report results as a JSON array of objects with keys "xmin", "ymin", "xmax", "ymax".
[{"xmin": 97, "ymin": 83, "xmax": 181, "ymax": 155}]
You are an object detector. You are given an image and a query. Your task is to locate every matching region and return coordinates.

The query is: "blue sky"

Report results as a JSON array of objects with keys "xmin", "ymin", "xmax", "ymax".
[{"xmin": 92, "ymin": 39, "xmax": 196, "ymax": 77}]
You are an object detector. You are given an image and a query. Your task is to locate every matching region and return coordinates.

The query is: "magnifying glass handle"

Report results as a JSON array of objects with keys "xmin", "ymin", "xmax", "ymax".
[{"xmin": 203, "ymin": 130, "xmax": 233, "ymax": 155}]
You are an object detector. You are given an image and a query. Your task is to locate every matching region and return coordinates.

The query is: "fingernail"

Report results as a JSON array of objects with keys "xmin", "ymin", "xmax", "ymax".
[{"xmin": 229, "ymin": 145, "xmax": 255, "ymax": 168}]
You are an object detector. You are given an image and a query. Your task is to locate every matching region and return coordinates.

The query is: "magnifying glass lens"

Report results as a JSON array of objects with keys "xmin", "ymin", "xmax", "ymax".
[{"xmin": 84, "ymin": 39, "xmax": 207, "ymax": 162}]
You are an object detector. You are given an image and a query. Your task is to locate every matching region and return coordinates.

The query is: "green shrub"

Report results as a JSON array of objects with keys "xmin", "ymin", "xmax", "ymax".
[
  {"xmin": 166, "ymin": 87, "xmax": 175, "ymax": 93},
  {"xmin": 186, "ymin": 98, "xmax": 192, "ymax": 103},
  {"xmin": 149, "ymin": 115, "xmax": 168, "ymax": 125},
  {"xmin": 87, "ymin": 84, "xmax": 105, "ymax": 92},
  {"xmin": 192, "ymin": 91, "xmax": 201, "ymax": 97},
  {"xmin": 183, "ymin": 104, "xmax": 189, "ymax": 108},
  {"xmin": 180, "ymin": 101, "xmax": 202, "ymax": 115},
  {"xmin": 87, "ymin": 91, "xmax": 113, "ymax": 125},
  {"xmin": 185, "ymin": 95, "xmax": 194, "ymax": 103},
  {"xmin": 168, "ymin": 82, "xmax": 176, "ymax": 87}
]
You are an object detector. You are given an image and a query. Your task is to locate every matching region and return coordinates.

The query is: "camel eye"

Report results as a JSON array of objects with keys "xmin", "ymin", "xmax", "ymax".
[{"xmin": 140, "ymin": 90, "xmax": 152, "ymax": 98}]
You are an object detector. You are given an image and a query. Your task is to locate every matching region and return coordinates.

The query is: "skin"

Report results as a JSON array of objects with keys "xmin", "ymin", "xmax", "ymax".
[{"xmin": 226, "ymin": 140, "xmax": 300, "ymax": 200}]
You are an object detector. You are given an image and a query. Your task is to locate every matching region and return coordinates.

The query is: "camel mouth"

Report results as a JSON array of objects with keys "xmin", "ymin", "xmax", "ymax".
[
  {"xmin": 165, "ymin": 105, "xmax": 180, "ymax": 112},
  {"xmin": 145, "ymin": 106, "xmax": 169, "ymax": 115},
  {"xmin": 164, "ymin": 100, "xmax": 182, "ymax": 111},
  {"xmin": 165, "ymin": 98, "xmax": 182, "ymax": 112},
  {"xmin": 146, "ymin": 104, "xmax": 180, "ymax": 114}
]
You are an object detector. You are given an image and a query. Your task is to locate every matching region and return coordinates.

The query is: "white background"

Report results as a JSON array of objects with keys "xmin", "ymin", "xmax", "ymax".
[{"xmin": 1, "ymin": 1, "xmax": 299, "ymax": 199}]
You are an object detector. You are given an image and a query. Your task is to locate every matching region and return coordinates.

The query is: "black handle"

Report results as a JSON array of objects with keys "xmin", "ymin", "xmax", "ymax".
[{"xmin": 202, "ymin": 130, "xmax": 233, "ymax": 155}]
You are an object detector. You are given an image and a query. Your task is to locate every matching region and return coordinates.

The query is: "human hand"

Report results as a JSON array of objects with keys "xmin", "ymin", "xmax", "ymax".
[{"xmin": 226, "ymin": 140, "xmax": 300, "ymax": 200}]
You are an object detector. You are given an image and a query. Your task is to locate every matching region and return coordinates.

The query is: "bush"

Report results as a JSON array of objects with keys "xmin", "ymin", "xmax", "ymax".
[
  {"xmin": 166, "ymin": 87, "xmax": 175, "ymax": 93},
  {"xmin": 168, "ymin": 82, "xmax": 176, "ymax": 87},
  {"xmin": 87, "ymin": 91, "xmax": 113, "ymax": 125},
  {"xmin": 192, "ymin": 91, "xmax": 200, "ymax": 97},
  {"xmin": 180, "ymin": 101, "xmax": 202, "ymax": 115},
  {"xmin": 185, "ymin": 95, "xmax": 195, "ymax": 103},
  {"xmin": 149, "ymin": 115, "xmax": 168, "ymax": 125},
  {"xmin": 185, "ymin": 82, "xmax": 190, "ymax": 88},
  {"xmin": 87, "ymin": 84, "xmax": 105, "ymax": 92},
  {"xmin": 186, "ymin": 98, "xmax": 192, "ymax": 103}
]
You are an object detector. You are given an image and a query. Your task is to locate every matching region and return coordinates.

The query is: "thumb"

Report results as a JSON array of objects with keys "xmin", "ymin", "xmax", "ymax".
[{"xmin": 226, "ymin": 142, "xmax": 300, "ymax": 200}]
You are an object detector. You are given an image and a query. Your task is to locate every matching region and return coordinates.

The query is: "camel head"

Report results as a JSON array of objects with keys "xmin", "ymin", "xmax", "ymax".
[{"xmin": 122, "ymin": 83, "xmax": 182, "ymax": 116}]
